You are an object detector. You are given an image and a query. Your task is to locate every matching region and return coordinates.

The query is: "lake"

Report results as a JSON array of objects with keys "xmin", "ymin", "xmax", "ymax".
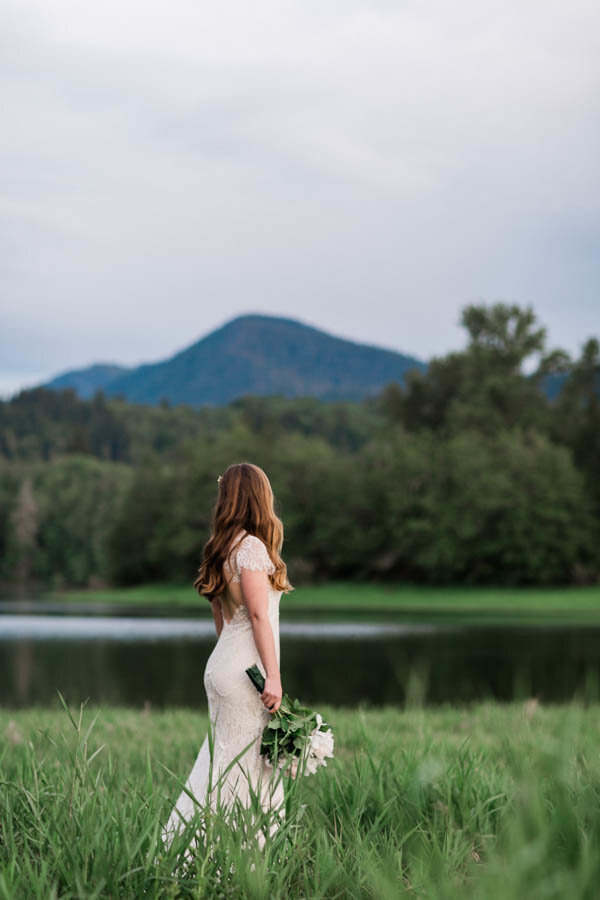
[{"xmin": 1, "ymin": 600, "xmax": 599, "ymax": 708}]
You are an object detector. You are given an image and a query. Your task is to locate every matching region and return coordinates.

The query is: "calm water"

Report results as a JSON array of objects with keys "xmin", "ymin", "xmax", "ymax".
[{"xmin": 1, "ymin": 602, "xmax": 600, "ymax": 708}]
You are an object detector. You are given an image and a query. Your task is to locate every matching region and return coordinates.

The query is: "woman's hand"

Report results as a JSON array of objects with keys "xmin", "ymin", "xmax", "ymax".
[{"xmin": 261, "ymin": 674, "xmax": 282, "ymax": 713}]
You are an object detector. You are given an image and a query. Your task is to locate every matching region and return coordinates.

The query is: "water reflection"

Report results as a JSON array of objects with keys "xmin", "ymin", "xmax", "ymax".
[
  {"xmin": 1, "ymin": 608, "xmax": 599, "ymax": 708},
  {"xmin": 0, "ymin": 614, "xmax": 441, "ymax": 640}
]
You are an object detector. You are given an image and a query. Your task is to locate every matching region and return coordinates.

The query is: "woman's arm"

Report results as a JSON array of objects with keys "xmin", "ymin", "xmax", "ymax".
[
  {"xmin": 209, "ymin": 597, "xmax": 224, "ymax": 638},
  {"xmin": 241, "ymin": 569, "xmax": 282, "ymax": 713}
]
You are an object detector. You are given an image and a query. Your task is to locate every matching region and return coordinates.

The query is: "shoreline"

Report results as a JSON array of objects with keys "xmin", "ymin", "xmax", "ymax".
[{"xmin": 3, "ymin": 580, "xmax": 600, "ymax": 623}]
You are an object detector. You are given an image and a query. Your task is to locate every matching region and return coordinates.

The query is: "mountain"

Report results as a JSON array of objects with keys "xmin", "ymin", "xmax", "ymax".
[
  {"xmin": 43, "ymin": 313, "xmax": 426, "ymax": 406},
  {"xmin": 46, "ymin": 364, "xmax": 131, "ymax": 399},
  {"xmin": 539, "ymin": 372, "xmax": 569, "ymax": 401}
]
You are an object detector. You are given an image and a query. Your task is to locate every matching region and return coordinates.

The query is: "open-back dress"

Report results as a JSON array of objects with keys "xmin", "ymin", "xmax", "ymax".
[{"xmin": 160, "ymin": 530, "xmax": 285, "ymax": 858}]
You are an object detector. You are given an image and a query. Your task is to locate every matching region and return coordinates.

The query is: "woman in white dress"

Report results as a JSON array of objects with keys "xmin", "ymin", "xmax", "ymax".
[{"xmin": 160, "ymin": 462, "xmax": 294, "ymax": 860}]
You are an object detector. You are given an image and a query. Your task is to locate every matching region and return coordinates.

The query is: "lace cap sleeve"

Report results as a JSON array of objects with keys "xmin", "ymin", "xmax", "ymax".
[{"xmin": 235, "ymin": 534, "xmax": 275, "ymax": 579}]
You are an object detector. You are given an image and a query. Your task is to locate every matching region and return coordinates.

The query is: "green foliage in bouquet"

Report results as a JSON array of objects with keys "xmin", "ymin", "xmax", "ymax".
[{"xmin": 245, "ymin": 664, "xmax": 334, "ymax": 774}]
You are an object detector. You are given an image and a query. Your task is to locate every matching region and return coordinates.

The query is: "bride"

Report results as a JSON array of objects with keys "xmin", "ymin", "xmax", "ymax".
[{"xmin": 160, "ymin": 462, "xmax": 294, "ymax": 861}]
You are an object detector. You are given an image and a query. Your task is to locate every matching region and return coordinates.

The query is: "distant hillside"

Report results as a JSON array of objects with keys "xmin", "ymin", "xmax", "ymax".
[
  {"xmin": 44, "ymin": 314, "xmax": 427, "ymax": 406},
  {"xmin": 47, "ymin": 363, "xmax": 131, "ymax": 399},
  {"xmin": 539, "ymin": 372, "xmax": 569, "ymax": 401}
]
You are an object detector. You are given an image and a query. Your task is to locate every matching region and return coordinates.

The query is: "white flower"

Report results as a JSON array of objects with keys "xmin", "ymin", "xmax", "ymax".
[
  {"xmin": 304, "ymin": 755, "xmax": 320, "ymax": 776},
  {"xmin": 309, "ymin": 727, "xmax": 335, "ymax": 762}
]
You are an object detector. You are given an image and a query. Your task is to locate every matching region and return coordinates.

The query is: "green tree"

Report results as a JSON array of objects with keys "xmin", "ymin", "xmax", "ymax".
[
  {"xmin": 380, "ymin": 303, "xmax": 564, "ymax": 435},
  {"xmin": 8, "ymin": 477, "xmax": 39, "ymax": 583},
  {"xmin": 33, "ymin": 457, "xmax": 133, "ymax": 586},
  {"xmin": 347, "ymin": 427, "xmax": 596, "ymax": 585},
  {"xmin": 551, "ymin": 337, "xmax": 600, "ymax": 515}
]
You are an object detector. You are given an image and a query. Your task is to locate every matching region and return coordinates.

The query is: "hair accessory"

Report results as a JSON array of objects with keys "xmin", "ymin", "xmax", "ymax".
[{"xmin": 217, "ymin": 475, "xmax": 222, "ymax": 485}]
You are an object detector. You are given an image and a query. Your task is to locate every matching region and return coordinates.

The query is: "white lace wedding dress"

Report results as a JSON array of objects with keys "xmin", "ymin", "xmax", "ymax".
[{"xmin": 160, "ymin": 531, "xmax": 285, "ymax": 860}]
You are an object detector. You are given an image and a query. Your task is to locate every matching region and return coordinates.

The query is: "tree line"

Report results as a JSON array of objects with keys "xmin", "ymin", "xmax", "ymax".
[{"xmin": 1, "ymin": 303, "xmax": 598, "ymax": 589}]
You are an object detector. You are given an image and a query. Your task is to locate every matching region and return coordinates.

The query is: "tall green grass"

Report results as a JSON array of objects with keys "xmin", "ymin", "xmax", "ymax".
[{"xmin": 1, "ymin": 697, "xmax": 600, "ymax": 898}]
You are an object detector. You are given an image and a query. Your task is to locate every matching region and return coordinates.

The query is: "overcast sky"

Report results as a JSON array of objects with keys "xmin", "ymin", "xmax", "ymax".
[{"xmin": 1, "ymin": 0, "xmax": 599, "ymax": 397}]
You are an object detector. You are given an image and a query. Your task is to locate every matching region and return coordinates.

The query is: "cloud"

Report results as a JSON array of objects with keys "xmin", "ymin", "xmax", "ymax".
[{"xmin": 1, "ymin": 0, "xmax": 599, "ymax": 392}]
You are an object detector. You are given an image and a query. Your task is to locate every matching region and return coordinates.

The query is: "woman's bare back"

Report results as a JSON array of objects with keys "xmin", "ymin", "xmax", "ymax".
[{"xmin": 219, "ymin": 529, "xmax": 248, "ymax": 624}]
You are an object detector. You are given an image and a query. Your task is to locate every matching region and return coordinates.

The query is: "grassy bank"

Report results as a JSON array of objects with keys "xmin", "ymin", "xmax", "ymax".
[
  {"xmin": 44, "ymin": 581, "xmax": 600, "ymax": 621},
  {"xmin": 1, "ymin": 700, "xmax": 600, "ymax": 897}
]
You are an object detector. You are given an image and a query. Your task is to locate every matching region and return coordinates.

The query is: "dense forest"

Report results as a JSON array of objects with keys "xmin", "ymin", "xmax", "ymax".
[{"xmin": 1, "ymin": 303, "xmax": 598, "ymax": 589}]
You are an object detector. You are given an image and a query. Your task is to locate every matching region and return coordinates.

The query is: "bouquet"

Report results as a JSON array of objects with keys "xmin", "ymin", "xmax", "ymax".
[{"xmin": 246, "ymin": 664, "xmax": 334, "ymax": 778}]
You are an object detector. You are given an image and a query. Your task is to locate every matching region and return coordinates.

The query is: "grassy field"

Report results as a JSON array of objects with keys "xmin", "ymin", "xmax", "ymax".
[
  {"xmin": 1, "ymin": 699, "xmax": 599, "ymax": 898},
  {"xmin": 44, "ymin": 581, "xmax": 600, "ymax": 621}
]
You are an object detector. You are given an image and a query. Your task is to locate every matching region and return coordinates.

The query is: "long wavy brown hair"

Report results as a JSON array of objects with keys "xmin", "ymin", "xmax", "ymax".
[{"xmin": 193, "ymin": 462, "xmax": 294, "ymax": 601}]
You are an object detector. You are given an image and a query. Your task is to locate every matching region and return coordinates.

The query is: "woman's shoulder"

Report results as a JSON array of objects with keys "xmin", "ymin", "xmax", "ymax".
[{"xmin": 235, "ymin": 532, "xmax": 275, "ymax": 573}]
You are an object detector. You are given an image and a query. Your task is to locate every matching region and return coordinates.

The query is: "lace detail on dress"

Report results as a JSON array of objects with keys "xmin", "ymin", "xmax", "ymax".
[
  {"xmin": 223, "ymin": 601, "xmax": 251, "ymax": 628},
  {"xmin": 229, "ymin": 534, "xmax": 275, "ymax": 583},
  {"xmin": 160, "ymin": 543, "xmax": 284, "ymax": 859}
]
